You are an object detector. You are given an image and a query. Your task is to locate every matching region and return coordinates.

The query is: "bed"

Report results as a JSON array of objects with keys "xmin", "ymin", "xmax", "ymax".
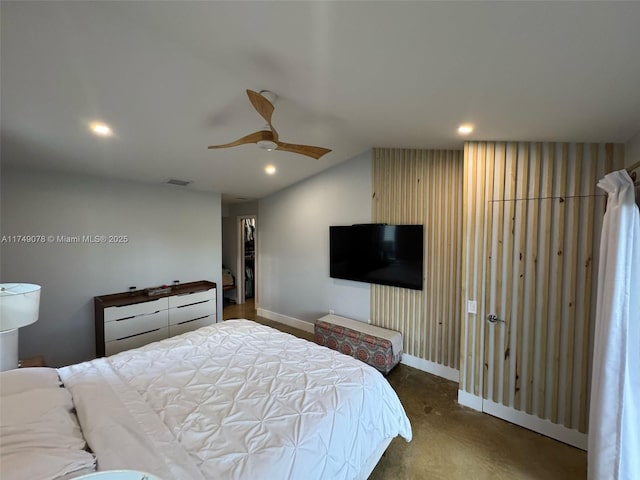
[{"xmin": 0, "ymin": 319, "xmax": 412, "ymax": 480}]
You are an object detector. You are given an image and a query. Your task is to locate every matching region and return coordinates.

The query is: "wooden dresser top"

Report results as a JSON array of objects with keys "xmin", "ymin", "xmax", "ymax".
[{"xmin": 95, "ymin": 280, "xmax": 216, "ymax": 308}]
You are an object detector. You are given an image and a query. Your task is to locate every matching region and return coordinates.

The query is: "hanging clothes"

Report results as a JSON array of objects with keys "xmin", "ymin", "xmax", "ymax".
[
  {"xmin": 242, "ymin": 218, "xmax": 256, "ymax": 299},
  {"xmin": 588, "ymin": 170, "xmax": 640, "ymax": 480},
  {"xmin": 244, "ymin": 218, "xmax": 255, "ymax": 242}
]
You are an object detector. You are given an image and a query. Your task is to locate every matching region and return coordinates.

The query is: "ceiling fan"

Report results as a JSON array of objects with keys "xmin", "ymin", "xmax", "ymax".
[{"xmin": 208, "ymin": 90, "xmax": 331, "ymax": 160}]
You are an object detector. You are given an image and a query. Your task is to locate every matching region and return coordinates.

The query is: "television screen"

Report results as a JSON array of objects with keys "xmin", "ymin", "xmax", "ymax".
[{"xmin": 330, "ymin": 224, "xmax": 423, "ymax": 290}]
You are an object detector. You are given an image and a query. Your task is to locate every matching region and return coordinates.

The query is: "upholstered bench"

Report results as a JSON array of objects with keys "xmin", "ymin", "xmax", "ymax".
[{"xmin": 314, "ymin": 314, "xmax": 403, "ymax": 374}]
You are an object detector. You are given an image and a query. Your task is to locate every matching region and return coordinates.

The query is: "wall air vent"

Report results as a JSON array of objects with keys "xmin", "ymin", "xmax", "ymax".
[{"xmin": 165, "ymin": 179, "xmax": 192, "ymax": 186}]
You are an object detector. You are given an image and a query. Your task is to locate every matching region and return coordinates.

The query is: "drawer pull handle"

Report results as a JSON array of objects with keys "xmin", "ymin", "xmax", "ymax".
[
  {"xmin": 115, "ymin": 310, "xmax": 161, "ymax": 321},
  {"xmin": 177, "ymin": 315, "xmax": 209, "ymax": 325},
  {"xmin": 176, "ymin": 300, "xmax": 208, "ymax": 309},
  {"xmin": 116, "ymin": 328, "xmax": 161, "ymax": 341}
]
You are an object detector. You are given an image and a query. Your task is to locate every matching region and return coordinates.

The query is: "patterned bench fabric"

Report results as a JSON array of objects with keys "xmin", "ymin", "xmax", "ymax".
[{"xmin": 314, "ymin": 320, "xmax": 402, "ymax": 374}]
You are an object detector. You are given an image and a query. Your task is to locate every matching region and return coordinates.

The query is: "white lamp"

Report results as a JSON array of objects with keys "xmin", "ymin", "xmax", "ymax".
[{"xmin": 0, "ymin": 283, "xmax": 41, "ymax": 371}]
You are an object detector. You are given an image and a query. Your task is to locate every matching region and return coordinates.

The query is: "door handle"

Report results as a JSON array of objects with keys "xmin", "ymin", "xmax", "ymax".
[{"xmin": 486, "ymin": 313, "xmax": 505, "ymax": 324}]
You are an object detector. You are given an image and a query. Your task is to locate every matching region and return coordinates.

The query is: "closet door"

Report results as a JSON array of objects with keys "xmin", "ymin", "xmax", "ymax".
[{"xmin": 470, "ymin": 142, "xmax": 617, "ymax": 445}]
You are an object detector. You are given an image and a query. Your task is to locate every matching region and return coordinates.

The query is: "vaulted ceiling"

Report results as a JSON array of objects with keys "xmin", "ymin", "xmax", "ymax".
[{"xmin": 2, "ymin": 1, "xmax": 639, "ymax": 203}]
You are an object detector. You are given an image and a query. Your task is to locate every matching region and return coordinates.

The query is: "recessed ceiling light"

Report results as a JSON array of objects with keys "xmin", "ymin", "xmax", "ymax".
[
  {"xmin": 89, "ymin": 122, "xmax": 113, "ymax": 137},
  {"xmin": 264, "ymin": 165, "xmax": 276, "ymax": 175},
  {"xmin": 457, "ymin": 124, "xmax": 474, "ymax": 135}
]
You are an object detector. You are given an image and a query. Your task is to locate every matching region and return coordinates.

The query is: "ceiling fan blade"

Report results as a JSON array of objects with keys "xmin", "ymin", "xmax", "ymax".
[
  {"xmin": 246, "ymin": 90, "xmax": 275, "ymax": 125},
  {"xmin": 207, "ymin": 131, "xmax": 265, "ymax": 149},
  {"xmin": 275, "ymin": 141, "xmax": 332, "ymax": 160}
]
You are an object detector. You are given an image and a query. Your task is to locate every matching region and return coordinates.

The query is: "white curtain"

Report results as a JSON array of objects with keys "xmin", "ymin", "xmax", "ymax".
[{"xmin": 588, "ymin": 170, "xmax": 640, "ymax": 480}]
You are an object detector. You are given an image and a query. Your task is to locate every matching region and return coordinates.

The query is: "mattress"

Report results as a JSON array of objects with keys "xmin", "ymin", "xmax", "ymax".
[{"xmin": 58, "ymin": 319, "xmax": 412, "ymax": 480}]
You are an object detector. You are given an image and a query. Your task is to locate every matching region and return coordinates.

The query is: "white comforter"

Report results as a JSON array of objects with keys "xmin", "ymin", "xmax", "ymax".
[{"xmin": 59, "ymin": 320, "xmax": 411, "ymax": 480}]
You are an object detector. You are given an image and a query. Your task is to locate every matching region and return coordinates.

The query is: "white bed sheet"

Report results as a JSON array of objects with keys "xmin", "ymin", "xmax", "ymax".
[{"xmin": 59, "ymin": 320, "xmax": 411, "ymax": 480}]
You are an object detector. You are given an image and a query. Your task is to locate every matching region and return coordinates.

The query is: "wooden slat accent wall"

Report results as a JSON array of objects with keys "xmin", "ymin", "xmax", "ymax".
[
  {"xmin": 461, "ymin": 141, "xmax": 624, "ymax": 432},
  {"xmin": 371, "ymin": 148, "xmax": 463, "ymax": 369}
]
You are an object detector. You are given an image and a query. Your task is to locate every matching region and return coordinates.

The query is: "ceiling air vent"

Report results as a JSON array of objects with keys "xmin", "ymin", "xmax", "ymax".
[{"xmin": 165, "ymin": 179, "xmax": 192, "ymax": 187}]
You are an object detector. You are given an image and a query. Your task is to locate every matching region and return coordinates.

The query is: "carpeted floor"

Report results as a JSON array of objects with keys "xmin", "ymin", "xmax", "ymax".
[{"xmin": 224, "ymin": 301, "xmax": 587, "ymax": 479}]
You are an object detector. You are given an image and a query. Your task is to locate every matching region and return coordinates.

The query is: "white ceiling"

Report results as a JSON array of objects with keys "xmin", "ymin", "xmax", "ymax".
[{"xmin": 2, "ymin": 1, "xmax": 639, "ymax": 203}]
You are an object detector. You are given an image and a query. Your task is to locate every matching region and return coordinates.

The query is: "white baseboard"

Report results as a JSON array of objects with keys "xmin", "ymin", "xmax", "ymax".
[
  {"xmin": 456, "ymin": 391, "xmax": 587, "ymax": 450},
  {"xmin": 401, "ymin": 354, "xmax": 460, "ymax": 383},
  {"xmin": 483, "ymin": 399, "xmax": 588, "ymax": 450},
  {"xmin": 256, "ymin": 308, "xmax": 315, "ymax": 333},
  {"xmin": 457, "ymin": 389, "xmax": 483, "ymax": 411}
]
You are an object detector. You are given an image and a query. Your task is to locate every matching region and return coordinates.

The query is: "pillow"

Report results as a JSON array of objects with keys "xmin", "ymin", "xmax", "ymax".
[
  {"xmin": 0, "ymin": 383, "xmax": 96, "ymax": 480},
  {"xmin": 0, "ymin": 367, "xmax": 61, "ymax": 396}
]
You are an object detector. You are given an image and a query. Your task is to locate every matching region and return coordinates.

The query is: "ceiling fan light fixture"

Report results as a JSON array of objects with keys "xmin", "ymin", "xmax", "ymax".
[{"xmin": 257, "ymin": 139, "xmax": 278, "ymax": 151}]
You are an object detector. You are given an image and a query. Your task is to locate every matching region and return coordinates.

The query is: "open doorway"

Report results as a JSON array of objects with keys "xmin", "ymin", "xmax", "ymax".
[{"xmin": 236, "ymin": 215, "xmax": 257, "ymax": 306}]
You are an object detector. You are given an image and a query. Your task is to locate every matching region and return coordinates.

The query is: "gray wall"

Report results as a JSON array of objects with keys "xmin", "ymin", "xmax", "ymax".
[
  {"xmin": 257, "ymin": 151, "xmax": 372, "ymax": 325},
  {"xmin": 222, "ymin": 214, "xmax": 236, "ymax": 276},
  {"xmin": 626, "ymin": 129, "xmax": 640, "ymax": 167},
  {"xmin": 1, "ymin": 168, "xmax": 222, "ymax": 367}
]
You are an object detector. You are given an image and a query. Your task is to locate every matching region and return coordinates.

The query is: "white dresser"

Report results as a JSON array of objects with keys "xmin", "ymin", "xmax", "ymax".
[{"xmin": 95, "ymin": 281, "xmax": 217, "ymax": 357}]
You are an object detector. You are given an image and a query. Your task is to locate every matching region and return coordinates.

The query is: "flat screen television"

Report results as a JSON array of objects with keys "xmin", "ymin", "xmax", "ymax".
[{"xmin": 330, "ymin": 224, "xmax": 423, "ymax": 290}]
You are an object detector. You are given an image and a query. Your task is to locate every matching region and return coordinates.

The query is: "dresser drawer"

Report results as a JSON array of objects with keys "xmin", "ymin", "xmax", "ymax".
[
  {"xmin": 104, "ymin": 309, "xmax": 168, "ymax": 342},
  {"xmin": 168, "ymin": 288, "xmax": 215, "ymax": 308},
  {"xmin": 168, "ymin": 315, "xmax": 215, "ymax": 338},
  {"xmin": 169, "ymin": 299, "xmax": 215, "ymax": 325},
  {"xmin": 105, "ymin": 327, "xmax": 169, "ymax": 356},
  {"xmin": 104, "ymin": 297, "xmax": 168, "ymax": 323}
]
